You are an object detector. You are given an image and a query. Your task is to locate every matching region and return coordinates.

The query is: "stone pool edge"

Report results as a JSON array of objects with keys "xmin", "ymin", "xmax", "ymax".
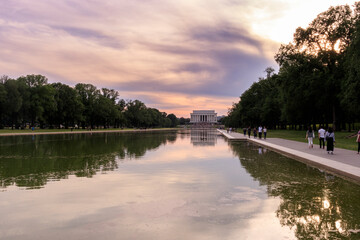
[{"xmin": 217, "ymin": 129, "xmax": 360, "ymax": 184}]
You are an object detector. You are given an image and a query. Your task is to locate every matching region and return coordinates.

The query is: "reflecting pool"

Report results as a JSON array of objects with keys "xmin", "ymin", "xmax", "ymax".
[{"xmin": 0, "ymin": 130, "xmax": 359, "ymax": 240}]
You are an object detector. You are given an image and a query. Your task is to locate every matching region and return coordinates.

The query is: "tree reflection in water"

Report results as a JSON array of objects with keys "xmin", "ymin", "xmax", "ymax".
[
  {"xmin": 0, "ymin": 131, "xmax": 177, "ymax": 189},
  {"xmin": 229, "ymin": 141, "xmax": 360, "ymax": 239}
]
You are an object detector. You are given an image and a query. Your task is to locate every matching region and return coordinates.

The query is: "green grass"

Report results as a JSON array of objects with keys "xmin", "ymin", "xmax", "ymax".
[{"xmin": 267, "ymin": 129, "xmax": 358, "ymax": 151}]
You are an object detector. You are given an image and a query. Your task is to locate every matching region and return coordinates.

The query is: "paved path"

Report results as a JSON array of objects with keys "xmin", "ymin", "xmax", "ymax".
[{"xmin": 217, "ymin": 129, "xmax": 360, "ymax": 183}]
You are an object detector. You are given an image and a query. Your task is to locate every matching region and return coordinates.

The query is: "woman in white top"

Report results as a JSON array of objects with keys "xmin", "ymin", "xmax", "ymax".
[
  {"xmin": 325, "ymin": 127, "xmax": 335, "ymax": 154},
  {"xmin": 306, "ymin": 126, "xmax": 314, "ymax": 148}
]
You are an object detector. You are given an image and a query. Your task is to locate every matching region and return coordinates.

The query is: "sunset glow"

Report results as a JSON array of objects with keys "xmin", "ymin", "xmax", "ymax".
[{"xmin": 0, "ymin": 0, "xmax": 357, "ymax": 117}]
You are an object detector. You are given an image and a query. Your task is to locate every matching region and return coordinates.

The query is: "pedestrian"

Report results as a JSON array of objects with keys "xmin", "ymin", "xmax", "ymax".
[
  {"xmin": 258, "ymin": 126, "xmax": 263, "ymax": 139},
  {"xmin": 247, "ymin": 126, "xmax": 251, "ymax": 138},
  {"xmin": 356, "ymin": 129, "xmax": 360, "ymax": 154},
  {"xmin": 253, "ymin": 127, "xmax": 257, "ymax": 138},
  {"xmin": 318, "ymin": 126, "xmax": 326, "ymax": 149},
  {"xmin": 263, "ymin": 126, "xmax": 267, "ymax": 139},
  {"xmin": 306, "ymin": 126, "xmax": 314, "ymax": 148},
  {"xmin": 325, "ymin": 127, "xmax": 335, "ymax": 154},
  {"xmin": 243, "ymin": 127, "xmax": 247, "ymax": 136}
]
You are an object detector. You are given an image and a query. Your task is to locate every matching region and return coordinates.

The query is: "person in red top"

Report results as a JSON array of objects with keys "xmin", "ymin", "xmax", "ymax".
[{"xmin": 357, "ymin": 130, "xmax": 360, "ymax": 154}]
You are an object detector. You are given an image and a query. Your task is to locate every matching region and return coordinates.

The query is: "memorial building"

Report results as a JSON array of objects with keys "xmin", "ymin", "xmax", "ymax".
[{"xmin": 190, "ymin": 110, "xmax": 217, "ymax": 124}]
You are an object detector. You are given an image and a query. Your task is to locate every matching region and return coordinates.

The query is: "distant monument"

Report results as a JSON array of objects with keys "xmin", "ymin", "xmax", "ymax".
[{"xmin": 190, "ymin": 110, "xmax": 217, "ymax": 124}]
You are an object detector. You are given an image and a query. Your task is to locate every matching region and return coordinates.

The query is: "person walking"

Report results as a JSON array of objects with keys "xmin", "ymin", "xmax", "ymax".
[
  {"xmin": 325, "ymin": 127, "xmax": 335, "ymax": 154},
  {"xmin": 356, "ymin": 129, "xmax": 360, "ymax": 154},
  {"xmin": 263, "ymin": 126, "xmax": 267, "ymax": 140},
  {"xmin": 306, "ymin": 126, "xmax": 314, "ymax": 148},
  {"xmin": 243, "ymin": 127, "xmax": 247, "ymax": 136},
  {"xmin": 253, "ymin": 127, "xmax": 257, "ymax": 138},
  {"xmin": 247, "ymin": 126, "xmax": 251, "ymax": 138},
  {"xmin": 258, "ymin": 126, "xmax": 263, "ymax": 139},
  {"xmin": 318, "ymin": 126, "xmax": 326, "ymax": 149}
]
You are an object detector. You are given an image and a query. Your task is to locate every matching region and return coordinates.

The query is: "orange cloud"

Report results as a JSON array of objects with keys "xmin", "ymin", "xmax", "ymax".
[{"xmin": 119, "ymin": 90, "xmax": 238, "ymax": 117}]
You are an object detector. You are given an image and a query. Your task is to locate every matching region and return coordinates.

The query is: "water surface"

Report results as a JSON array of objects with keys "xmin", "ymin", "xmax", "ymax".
[{"xmin": 0, "ymin": 130, "xmax": 359, "ymax": 239}]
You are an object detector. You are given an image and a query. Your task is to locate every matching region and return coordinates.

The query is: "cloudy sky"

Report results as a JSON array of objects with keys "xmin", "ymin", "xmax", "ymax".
[{"xmin": 0, "ymin": 0, "xmax": 357, "ymax": 117}]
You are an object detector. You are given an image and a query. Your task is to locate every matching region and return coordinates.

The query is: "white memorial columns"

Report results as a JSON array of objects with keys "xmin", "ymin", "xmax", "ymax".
[{"xmin": 190, "ymin": 110, "xmax": 217, "ymax": 124}]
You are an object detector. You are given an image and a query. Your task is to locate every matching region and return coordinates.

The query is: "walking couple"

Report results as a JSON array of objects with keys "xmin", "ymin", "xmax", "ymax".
[{"xmin": 307, "ymin": 126, "xmax": 335, "ymax": 154}]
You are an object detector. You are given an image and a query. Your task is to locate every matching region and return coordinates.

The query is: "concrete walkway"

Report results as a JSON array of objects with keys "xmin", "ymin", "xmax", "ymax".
[{"xmin": 217, "ymin": 129, "xmax": 360, "ymax": 183}]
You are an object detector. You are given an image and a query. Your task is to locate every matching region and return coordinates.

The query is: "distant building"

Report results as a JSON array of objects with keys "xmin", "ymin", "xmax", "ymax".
[{"xmin": 190, "ymin": 110, "xmax": 217, "ymax": 123}]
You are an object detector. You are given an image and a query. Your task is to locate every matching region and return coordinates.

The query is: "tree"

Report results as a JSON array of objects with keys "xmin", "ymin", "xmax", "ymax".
[
  {"xmin": 178, "ymin": 117, "xmax": 190, "ymax": 125},
  {"xmin": 114, "ymin": 99, "xmax": 126, "ymax": 128},
  {"xmin": 75, "ymin": 83, "xmax": 100, "ymax": 128},
  {"xmin": 146, "ymin": 108, "xmax": 162, "ymax": 127},
  {"xmin": 167, "ymin": 113, "xmax": 178, "ymax": 127},
  {"xmin": 0, "ymin": 74, "xmax": 176, "ymax": 129},
  {"xmin": 3, "ymin": 79, "xmax": 22, "ymax": 129},
  {"xmin": 226, "ymin": 102, "xmax": 242, "ymax": 128},
  {"xmin": 276, "ymin": 55, "xmax": 326, "ymax": 129},
  {"xmin": 275, "ymin": 4, "xmax": 355, "ymax": 129},
  {"xmin": 342, "ymin": 4, "xmax": 360, "ymax": 124},
  {"xmin": 94, "ymin": 88, "xmax": 119, "ymax": 128},
  {"xmin": 226, "ymin": 69, "xmax": 281, "ymax": 129},
  {"xmin": 17, "ymin": 75, "xmax": 56, "ymax": 127},
  {"xmin": 0, "ymin": 76, "xmax": 8, "ymax": 127},
  {"xmin": 265, "ymin": 67, "xmax": 275, "ymax": 78},
  {"xmin": 51, "ymin": 83, "xmax": 84, "ymax": 128},
  {"xmin": 124, "ymin": 100, "xmax": 147, "ymax": 128}
]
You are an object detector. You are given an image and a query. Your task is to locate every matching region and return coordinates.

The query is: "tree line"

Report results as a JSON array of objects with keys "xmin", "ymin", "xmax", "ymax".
[
  {"xmin": 225, "ymin": 3, "xmax": 360, "ymax": 131},
  {"xmin": 0, "ymin": 74, "xmax": 181, "ymax": 129},
  {"xmin": 0, "ymin": 132, "xmax": 178, "ymax": 188}
]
